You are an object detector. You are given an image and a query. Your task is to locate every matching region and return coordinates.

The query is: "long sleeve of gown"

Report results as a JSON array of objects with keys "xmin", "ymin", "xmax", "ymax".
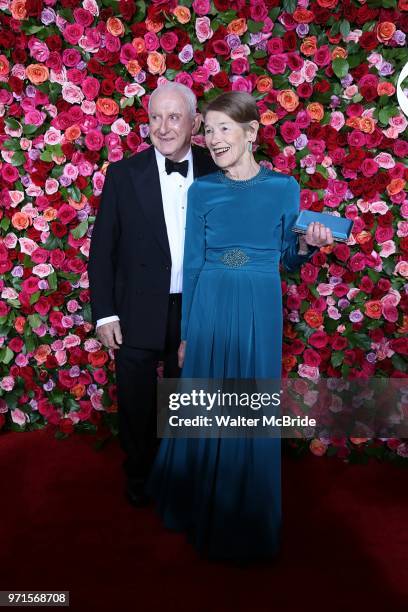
[
  {"xmin": 181, "ymin": 182, "xmax": 206, "ymax": 340},
  {"xmin": 280, "ymin": 176, "xmax": 319, "ymax": 272}
]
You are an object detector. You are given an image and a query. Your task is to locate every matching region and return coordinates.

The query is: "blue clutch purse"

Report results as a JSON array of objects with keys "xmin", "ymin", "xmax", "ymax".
[{"xmin": 292, "ymin": 210, "xmax": 353, "ymax": 243}]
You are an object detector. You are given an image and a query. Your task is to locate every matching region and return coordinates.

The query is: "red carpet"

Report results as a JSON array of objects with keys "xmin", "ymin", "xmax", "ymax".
[{"xmin": 0, "ymin": 429, "xmax": 406, "ymax": 612}]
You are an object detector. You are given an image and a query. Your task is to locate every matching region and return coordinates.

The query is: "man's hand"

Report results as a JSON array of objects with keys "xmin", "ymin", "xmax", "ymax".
[
  {"xmin": 96, "ymin": 320, "xmax": 123, "ymax": 350},
  {"xmin": 178, "ymin": 340, "xmax": 186, "ymax": 369}
]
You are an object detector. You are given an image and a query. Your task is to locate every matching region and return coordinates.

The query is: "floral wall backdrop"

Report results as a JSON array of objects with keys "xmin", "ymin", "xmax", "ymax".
[{"xmin": 0, "ymin": 0, "xmax": 407, "ymax": 463}]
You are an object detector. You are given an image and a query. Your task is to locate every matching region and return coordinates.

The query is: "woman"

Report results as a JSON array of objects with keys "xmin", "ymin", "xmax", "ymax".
[{"xmin": 147, "ymin": 91, "xmax": 333, "ymax": 562}]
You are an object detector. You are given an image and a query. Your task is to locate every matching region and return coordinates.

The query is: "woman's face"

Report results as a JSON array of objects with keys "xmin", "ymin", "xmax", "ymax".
[{"xmin": 204, "ymin": 110, "xmax": 252, "ymax": 170}]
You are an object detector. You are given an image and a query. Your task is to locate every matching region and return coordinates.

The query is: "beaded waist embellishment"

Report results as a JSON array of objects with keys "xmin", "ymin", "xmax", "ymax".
[{"xmin": 220, "ymin": 248, "xmax": 250, "ymax": 268}]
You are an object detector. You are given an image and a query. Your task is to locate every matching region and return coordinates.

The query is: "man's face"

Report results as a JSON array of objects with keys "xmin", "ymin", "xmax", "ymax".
[{"xmin": 149, "ymin": 90, "xmax": 200, "ymax": 161}]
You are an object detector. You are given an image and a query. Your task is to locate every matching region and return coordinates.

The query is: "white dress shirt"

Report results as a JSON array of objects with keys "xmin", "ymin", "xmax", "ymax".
[{"xmin": 96, "ymin": 147, "xmax": 194, "ymax": 329}]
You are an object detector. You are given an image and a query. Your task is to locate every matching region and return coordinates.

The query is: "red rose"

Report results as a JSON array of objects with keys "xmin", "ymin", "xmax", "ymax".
[
  {"xmin": 303, "ymin": 348, "xmax": 321, "ymax": 367},
  {"xmin": 390, "ymin": 339, "xmax": 408, "ymax": 355},
  {"xmin": 300, "ymin": 263, "xmax": 319, "ymax": 284},
  {"xmin": 309, "ymin": 331, "xmax": 328, "ymax": 349},
  {"xmin": 59, "ymin": 418, "xmax": 74, "ymax": 435},
  {"xmin": 212, "ymin": 71, "xmax": 229, "ymax": 88}
]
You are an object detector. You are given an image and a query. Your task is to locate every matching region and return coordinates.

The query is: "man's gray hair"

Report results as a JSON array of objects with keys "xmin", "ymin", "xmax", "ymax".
[{"xmin": 148, "ymin": 81, "xmax": 197, "ymax": 118}]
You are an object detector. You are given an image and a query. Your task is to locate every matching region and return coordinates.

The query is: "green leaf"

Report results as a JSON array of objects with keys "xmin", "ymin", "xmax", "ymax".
[
  {"xmin": 2, "ymin": 139, "xmax": 20, "ymax": 151},
  {"xmin": 40, "ymin": 150, "xmax": 53, "ymax": 162},
  {"xmin": 340, "ymin": 20, "xmax": 350, "ymax": 37},
  {"xmin": 350, "ymin": 334, "xmax": 372, "ymax": 350},
  {"xmin": 332, "ymin": 58, "xmax": 349, "ymax": 79},
  {"xmin": 68, "ymin": 184, "xmax": 81, "ymax": 203},
  {"xmin": 1, "ymin": 217, "xmax": 10, "ymax": 232},
  {"xmin": 23, "ymin": 123, "xmax": 41, "ymax": 135},
  {"xmin": 29, "ymin": 291, "xmax": 40, "ymax": 305},
  {"xmin": 0, "ymin": 347, "xmax": 14, "ymax": 365},
  {"xmin": 392, "ymin": 354, "xmax": 407, "ymax": 372},
  {"xmin": 5, "ymin": 118, "xmax": 21, "ymax": 131},
  {"xmin": 71, "ymin": 221, "xmax": 88, "ymax": 239},
  {"xmin": 28, "ymin": 314, "xmax": 42, "ymax": 329},
  {"xmin": 379, "ymin": 107, "xmax": 391, "ymax": 125},
  {"xmin": 10, "ymin": 151, "xmax": 25, "ymax": 167},
  {"xmin": 283, "ymin": 0, "xmax": 297, "ymax": 13},
  {"xmin": 47, "ymin": 272, "xmax": 57, "ymax": 291},
  {"xmin": 247, "ymin": 19, "xmax": 264, "ymax": 33},
  {"xmin": 331, "ymin": 351, "xmax": 344, "ymax": 368}
]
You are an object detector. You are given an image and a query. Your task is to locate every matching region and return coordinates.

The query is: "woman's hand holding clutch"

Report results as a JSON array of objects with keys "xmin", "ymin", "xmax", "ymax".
[
  {"xmin": 178, "ymin": 340, "xmax": 186, "ymax": 369},
  {"xmin": 298, "ymin": 221, "xmax": 334, "ymax": 254}
]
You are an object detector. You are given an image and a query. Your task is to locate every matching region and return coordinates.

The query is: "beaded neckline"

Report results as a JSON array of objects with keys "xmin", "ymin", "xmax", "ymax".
[{"xmin": 216, "ymin": 165, "xmax": 269, "ymax": 188}]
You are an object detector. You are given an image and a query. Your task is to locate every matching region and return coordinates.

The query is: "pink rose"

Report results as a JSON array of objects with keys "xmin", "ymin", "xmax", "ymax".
[
  {"xmin": 192, "ymin": 0, "xmax": 211, "ymax": 15},
  {"xmin": 231, "ymin": 77, "xmax": 252, "ymax": 92},
  {"xmin": 375, "ymin": 226, "xmax": 394, "ymax": 243},
  {"xmin": 192, "ymin": 66, "xmax": 210, "ymax": 84},
  {"xmin": 63, "ymin": 23, "xmax": 84, "ymax": 45},
  {"xmin": 361, "ymin": 158, "xmax": 379, "ymax": 177},
  {"xmin": 267, "ymin": 54, "xmax": 287, "ymax": 75},
  {"xmin": 379, "ymin": 240, "xmax": 396, "ymax": 257},
  {"xmin": 144, "ymin": 32, "xmax": 159, "ymax": 52},
  {"xmin": 349, "ymin": 253, "xmax": 367, "ymax": 272},
  {"xmin": 231, "ymin": 57, "xmax": 249, "ymax": 75},
  {"xmin": 347, "ymin": 130, "xmax": 366, "ymax": 147},
  {"xmin": 85, "ymin": 129, "xmax": 104, "ymax": 151},
  {"xmin": 175, "ymin": 72, "xmax": 194, "ymax": 88},
  {"xmin": 160, "ymin": 32, "xmax": 178, "ymax": 53},
  {"xmin": 382, "ymin": 303, "xmax": 398, "ymax": 322},
  {"xmin": 314, "ymin": 45, "xmax": 331, "ymax": 67},
  {"xmin": 280, "ymin": 121, "xmax": 301, "ymax": 144},
  {"xmin": 195, "ymin": 17, "xmax": 213, "ymax": 43}
]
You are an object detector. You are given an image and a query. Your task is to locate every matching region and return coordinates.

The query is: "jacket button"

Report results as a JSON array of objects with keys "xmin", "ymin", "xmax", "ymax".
[{"xmin": 165, "ymin": 265, "xmax": 170, "ymax": 270}]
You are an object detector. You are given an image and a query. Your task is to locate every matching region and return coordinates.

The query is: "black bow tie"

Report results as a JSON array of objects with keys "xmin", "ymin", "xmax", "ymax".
[{"xmin": 165, "ymin": 158, "xmax": 189, "ymax": 178}]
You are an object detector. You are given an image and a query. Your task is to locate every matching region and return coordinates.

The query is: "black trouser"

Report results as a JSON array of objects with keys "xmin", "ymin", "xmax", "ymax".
[{"xmin": 115, "ymin": 294, "xmax": 182, "ymax": 483}]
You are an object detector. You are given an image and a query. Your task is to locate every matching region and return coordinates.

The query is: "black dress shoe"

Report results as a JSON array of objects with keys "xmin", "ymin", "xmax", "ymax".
[{"xmin": 125, "ymin": 479, "xmax": 150, "ymax": 507}]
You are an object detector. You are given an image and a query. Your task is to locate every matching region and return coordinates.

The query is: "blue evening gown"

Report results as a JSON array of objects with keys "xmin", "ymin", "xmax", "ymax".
[{"xmin": 147, "ymin": 166, "xmax": 317, "ymax": 562}]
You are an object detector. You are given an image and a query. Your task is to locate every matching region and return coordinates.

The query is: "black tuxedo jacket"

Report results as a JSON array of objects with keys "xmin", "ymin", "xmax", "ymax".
[{"xmin": 88, "ymin": 145, "xmax": 217, "ymax": 350}]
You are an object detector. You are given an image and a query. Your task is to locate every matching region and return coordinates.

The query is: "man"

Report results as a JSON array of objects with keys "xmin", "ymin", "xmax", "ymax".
[{"xmin": 88, "ymin": 82, "xmax": 217, "ymax": 506}]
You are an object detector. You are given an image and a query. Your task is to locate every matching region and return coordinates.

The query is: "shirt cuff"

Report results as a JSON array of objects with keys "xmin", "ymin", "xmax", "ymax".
[{"xmin": 96, "ymin": 315, "xmax": 120, "ymax": 328}]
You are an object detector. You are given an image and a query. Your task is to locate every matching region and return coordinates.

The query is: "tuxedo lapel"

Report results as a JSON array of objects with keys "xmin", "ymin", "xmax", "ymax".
[
  {"xmin": 129, "ymin": 148, "xmax": 171, "ymax": 262},
  {"xmin": 192, "ymin": 145, "xmax": 218, "ymax": 178}
]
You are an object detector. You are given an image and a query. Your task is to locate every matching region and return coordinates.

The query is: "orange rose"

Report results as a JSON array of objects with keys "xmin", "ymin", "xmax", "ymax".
[
  {"xmin": 12, "ymin": 211, "xmax": 30, "ymax": 230},
  {"xmin": 364, "ymin": 300, "xmax": 382, "ymax": 319},
  {"xmin": 26, "ymin": 64, "xmax": 49, "ymax": 85},
  {"xmin": 256, "ymin": 75, "xmax": 273, "ymax": 93},
  {"xmin": 377, "ymin": 21, "xmax": 396, "ymax": 42},
  {"xmin": 127, "ymin": 60, "xmax": 142, "ymax": 77},
  {"xmin": 34, "ymin": 345, "xmax": 51, "ymax": 365},
  {"xmin": 355, "ymin": 231, "xmax": 372, "ymax": 245},
  {"xmin": 43, "ymin": 207, "xmax": 58, "ymax": 221},
  {"xmin": 106, "ymin": 17, "xmax": 125, "ymax": 37},
  {"xmin": 345, "ymin": 117, "xmax": 360, "ymax": 129},
  {"xmin": 397, "ymin": 315, "xmax": 408, "ymax": 334},
  {"xmin": 359, "ymin": 117, "xmax": 375, "ymax": 134},
  {"xmin": 277, "ymin": 89, "xmax": 299, "ymax": 112},
  {"xmin": 282, "ymin": 354, "xmax": 297, "ymax": 372},
  {"xmin": 293, "ymin": 8, "xmax": 314, "ymax": 23},
  {"xmin": 65, "ymin": 125, "xmax": 81, "ymax": 141},
  {"xmin": 227, "ymin": 18, "xmax": 247, "ymax": 36},
  {"xmin": 71, "ymin": 384, "xmax": 86, "ymax": 400},
  {"xmin": 306, "ymin": 102, "xmax": 324, "ymax": 122},
  {"xmin": 10, "ymin": 0, "xmax": 26, "ymax": 20},
  {"xmin": 14, "ymin": 316, "xmax": 26, "ymax": 334},
  {"xmin": 172, "ymin": 6, "xmax": 191, "ymax": 24},
  {"xmin": 95, "ymin": 97, "xmax": 119, "ymax": 116},
  {"xmin": 88, "ymin": 350, "xmax": 109, "ymax": 367},
  {"xmin": 332, "ymin": 47, "xmax": 347, "ymax": 60},
  {"xmin": 304, "ymin": 308, "xmax": 323, "ymax": 328},
  {"xmin": 377, "ymin": 82, "xmax": 395, "ymax": 96},
  {"xmin": 387, "ymin": 178, "xmax": 405, "ymax": 196},
  {"xmin": 68, "ymin": 195, "xmax": 87, "ymax": 211},
  {"xmin": 0, "ymin": 55, "xmax": 10, "ymax": 77},
  {"xmin": 145, "ymin": 17, "xmax": 164, "ymax": 32},
  {"xmin": 300, "ymin": 36, "xmax": 317, "ymax": 56},
  {"xmin": 260, "ymin": 110, "xmax": 278, "ymax": 125},
  {"xmin": 309, "ymin": 439, "xmax": 327, "ymax": 456},
  {"xmin": 131, "ymin": 37, "xmax": 145, "ymax": 53},
  {"xmin": 147, "ymin": 51, "xmax": 166, "ymax": 75}
]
